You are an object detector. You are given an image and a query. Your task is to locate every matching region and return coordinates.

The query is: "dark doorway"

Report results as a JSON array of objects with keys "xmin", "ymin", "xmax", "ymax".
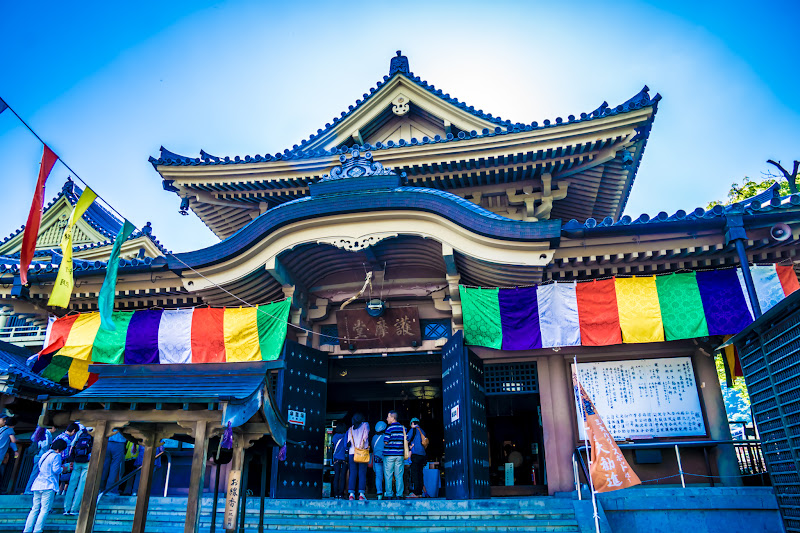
[{"xmin": 486, "ymin": 393, "xmax": 546, "ymax": 496}]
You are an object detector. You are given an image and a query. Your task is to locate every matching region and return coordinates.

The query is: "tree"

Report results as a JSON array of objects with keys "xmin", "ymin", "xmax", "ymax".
[
  {"xmin": 707, "ymin": 176, "xmax": 790, "ymax": 210},
  {"xmin": 766, "ymin": 159, "xmax": 799, "ymax": 194}
]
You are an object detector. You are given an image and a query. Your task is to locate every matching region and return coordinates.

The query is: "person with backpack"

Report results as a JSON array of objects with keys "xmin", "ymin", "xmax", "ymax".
[
  {"xmin": 371, "ymin": 421, "xmax": 387, "ymax": 500},
  {"xmin": 24, "ymin": 438, "xmax": 66, "ymax": 533},
  {"xmin": 63, "ymin": 426, "xmax": 93, "ymax": 516},
  {"xmin": 407, "ymin": 417, "xmax": 428, "ymax": 498},
  {"xmin": 330, "ymin": 422, "xmax": 348, "ymax": 499}
]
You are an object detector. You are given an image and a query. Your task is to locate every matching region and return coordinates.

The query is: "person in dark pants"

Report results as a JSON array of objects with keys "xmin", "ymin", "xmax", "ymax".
[
  {"xmin": 330, "ymin": 423, "xmax": 348, "ymax": 499},
  {"xmin": 346, "ymin": 413, "xmax": 370, "ymax": 501},
  {"xmin": 407, "ymin": 417, "xmax": 427, "ymax": 497},
  {"xmin": 99, "ymin": 430, "xmax": 127, "ymax": 494}
]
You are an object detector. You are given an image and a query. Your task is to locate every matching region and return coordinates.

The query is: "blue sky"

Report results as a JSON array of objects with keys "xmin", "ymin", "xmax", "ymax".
[{"xmin": 1, "ymin": 1, "xmax": 799, "ymax": 252}]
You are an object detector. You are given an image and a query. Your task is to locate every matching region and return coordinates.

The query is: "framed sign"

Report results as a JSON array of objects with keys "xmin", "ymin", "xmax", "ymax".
[
  {"xmin": 224, "ymin": 470, "xmax": 241, "ymax": 531},
  {"xmin": 336, "ymin": 306, "xmax": 421, "ymax": 349},
  {"xmin": 574, "ymin": 357, "xmax": 705, "ymax": 439}
]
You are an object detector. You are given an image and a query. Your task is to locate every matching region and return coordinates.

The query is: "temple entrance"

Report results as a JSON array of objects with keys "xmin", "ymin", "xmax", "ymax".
[
  {"xmin": 325, "ymin": 353, "xmax": 444, "ymax": 497},
  {"xmin": 484, "ymin": 362, "xmax": 546, "ymax": 496}
]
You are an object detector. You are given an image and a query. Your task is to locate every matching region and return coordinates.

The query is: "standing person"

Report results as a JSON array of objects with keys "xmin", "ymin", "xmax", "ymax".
[
  {"xmin": 23, "ymin": 438, "xmax": 66, "ymax": 533},
  {"xmin": 0, "ymin": 415, "xmax": 19, "ymax": 486},
  {"xmin": 100, "ymin": 429, "xmax": 127, "ymax": 494},
  {"xmin": 371, "ymin": 421, "xmax": 387, "ymax": 500},
  {"xmin": 407, "ymin": 417, "xmax": 428, "ymax": 498},
  {"xmin": 382, "ymin": 411, "xmax": 406, "ymax": 500},
  {"xmin": 63, "ymin": 426, "xmax": 93, "ymax": 516},
  {"xmin": 120, "ymin": 440, "xmax": 140, "ymax": 495},
  {"xmin": 53, "ymin": 422, "xmax": 80, "ymax": 495},
  {"xmin": 346, "ymin": 413, "xmax": 370, "ymax": 501},
  {"xmin": 25, "ymin": 426, "xmax": 57, "ymax": 494},
  {"xmin": 330, "ymin": 423, "xmax": 348, "ymax": 499}
]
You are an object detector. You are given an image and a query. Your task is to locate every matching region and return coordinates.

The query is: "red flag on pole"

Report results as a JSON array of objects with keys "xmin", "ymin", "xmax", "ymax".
[{"xmin": 20, "ymin": 145, "xmax": 59, "ymax": 286}]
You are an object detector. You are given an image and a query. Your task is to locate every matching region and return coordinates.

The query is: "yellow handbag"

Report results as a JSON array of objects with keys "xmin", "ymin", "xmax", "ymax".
[
  {"xmin": 350, "ymin": 428, "xmax": 370, "ymax": 464},
  {"xmin": 402, "ymin": 427, "xmax": 410, "ymax": 460}
]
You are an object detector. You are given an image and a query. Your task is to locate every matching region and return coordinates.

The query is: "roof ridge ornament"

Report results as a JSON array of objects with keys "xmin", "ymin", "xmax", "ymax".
[
  {"xmin": 321, "ymin": 148, "xmax": 401, "ymax": 182},
  {"xmin": 389, "ymin": 50, "xmax": 409, "ymax": 76}
]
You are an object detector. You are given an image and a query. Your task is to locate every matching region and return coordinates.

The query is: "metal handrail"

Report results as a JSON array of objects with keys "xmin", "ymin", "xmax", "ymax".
[
  {"xmin": 98, "ymin": 450, "xmax": 172, "ymax": 500},
  {"xmin": 572, "ymin": 438, "xmax": 767, "ymax": 491}
]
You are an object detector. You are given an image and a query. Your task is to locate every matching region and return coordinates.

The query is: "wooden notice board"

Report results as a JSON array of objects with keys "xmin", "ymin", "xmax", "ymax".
[{"xmin": 336, "ymin": 306, "xmax": 421, "ymax": 349}]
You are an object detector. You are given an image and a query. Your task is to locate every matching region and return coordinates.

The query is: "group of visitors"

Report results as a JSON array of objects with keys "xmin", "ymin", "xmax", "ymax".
[
  {"xmin": 331, "ymin": 410, "xmax": 428, "ymax": 501},
  {"xmin": 21, "ymin": 418, "xmax": 94, "ymax": 533}
]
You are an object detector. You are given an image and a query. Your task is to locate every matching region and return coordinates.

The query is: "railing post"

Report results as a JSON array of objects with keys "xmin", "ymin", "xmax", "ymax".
[
  {"xmin": 675, "ymin": 445, "xmax": 686, "ymax": 488},
  {"xmin": 572, "ymin": 453, "xmax": 581, "ymax": 500}
]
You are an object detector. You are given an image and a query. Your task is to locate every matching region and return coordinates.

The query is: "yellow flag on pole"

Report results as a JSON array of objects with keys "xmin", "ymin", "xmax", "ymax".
[{"xmin": 48, "ymin": 187, "xmax": 97, "ymax": 308}]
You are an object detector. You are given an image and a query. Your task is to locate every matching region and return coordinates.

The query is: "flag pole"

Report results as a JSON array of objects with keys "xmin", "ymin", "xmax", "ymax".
[{"xmin": 573, "ymin": 356, "xmax": 600, "ymax": 533}]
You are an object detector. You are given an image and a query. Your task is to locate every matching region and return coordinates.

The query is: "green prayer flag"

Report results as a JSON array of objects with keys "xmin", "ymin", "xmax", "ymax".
[
  {"xmin": 42, "ymin": 355, "xmax": 73, "ymax": 382},
  {"xmin": 459, "ymin": 286, "xmax": 502, "ymax": 349},
  {"xmin": 257, "ymin": 299, "xmax": 292, "ymax": 361},
  {"xmin": 92, "ymin": 311, "xmax": 134, "ymax": 363},
  {"xmin": 99, "ymin": 220, "xmax": 136, "ymax": 331},
  {"xmin": 655, "ymin": 272, "xmax": 710, "ymax": 341}
]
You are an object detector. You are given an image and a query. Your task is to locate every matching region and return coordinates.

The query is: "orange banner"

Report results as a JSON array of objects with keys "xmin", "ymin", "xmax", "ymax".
[{"xmin": 573, "ymin": 372, "xmax": 641, "ymax": 492}]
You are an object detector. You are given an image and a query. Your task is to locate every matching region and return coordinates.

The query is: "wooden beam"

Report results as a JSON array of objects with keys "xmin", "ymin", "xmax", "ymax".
[
  {"xmin": 185, "ymin": 420, "xmax": 209, "ymax": 533},
  {"xmin": 53, "ymin": 408, "xmax": 221, "ymax": 426},
  {"xmin": 132, "ymin": 432, "xmax": 157, "ymax": 533},
  {"xmin": 75, "ymin": 420, "xmax": 109, "ymax": 533}
]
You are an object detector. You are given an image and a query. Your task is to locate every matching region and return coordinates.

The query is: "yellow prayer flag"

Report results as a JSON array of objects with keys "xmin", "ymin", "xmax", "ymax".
[
  {"xmin": 68, "ymin": 358, "xmax": 91, "ymax": 389},
  {"xmin": 615, "ymin": 276, "xmax": 665, "ymax": 343},
  {"xmin": 48, "ymin": 188, "xmax": 97, "ymax": 308},
  {"xmin": 223, "ymin": 307, "xmax": 261, "ymax": 362},
  {"xmin": 59, "ymin": 312, "xmax": 101, "ymax": 361}
]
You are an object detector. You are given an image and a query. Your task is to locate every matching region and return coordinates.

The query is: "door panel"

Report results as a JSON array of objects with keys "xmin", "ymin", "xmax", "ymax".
[{"xmin": 270, "ymin": 341, "xmax": 328, "ymax": 498}]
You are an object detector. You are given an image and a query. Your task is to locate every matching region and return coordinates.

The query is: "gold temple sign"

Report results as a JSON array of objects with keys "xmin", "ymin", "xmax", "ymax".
[
  {"xmin": 224, "ymin": 469, "xmax": 241, "ymax": 532},
  {"xmin": 336, "ymin": 307, "xmax": 422, "ymax": 350}
]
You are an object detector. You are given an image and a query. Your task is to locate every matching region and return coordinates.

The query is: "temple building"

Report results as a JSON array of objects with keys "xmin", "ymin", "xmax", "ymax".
[{"xmin": 1, "ymin": 52, "xmax": 799, "ymax": 518}]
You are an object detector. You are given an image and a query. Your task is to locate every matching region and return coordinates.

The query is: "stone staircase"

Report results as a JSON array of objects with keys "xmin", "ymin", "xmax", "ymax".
[{"xmin": 0, "ymin": 494, "xmax": 593, "ymax": 532}]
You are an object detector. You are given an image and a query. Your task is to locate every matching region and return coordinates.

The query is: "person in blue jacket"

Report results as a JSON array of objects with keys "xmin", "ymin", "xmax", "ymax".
[
  {"xmin": 371, "ymin": 421, "xmax": 387, "ymax": 500},
  {"xmin": 330, "ymin": 422, "xmax": 348, "ymax": 499},
  {"xmin": 407, "ymin": 417, "xmax": 427, "ymax": 497}
]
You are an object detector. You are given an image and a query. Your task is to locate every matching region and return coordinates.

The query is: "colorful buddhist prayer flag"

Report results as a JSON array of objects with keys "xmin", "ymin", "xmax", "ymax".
[
  {"xmin": 36, "ymin": 300, "xmax": 291, "ymax": 389},
  {"xmin": 615, "ymin": 276, "xmax": 664, "ymax": 344},
  {"xmin": 48, "ymin": 187, "xmax": 97, "ymax": 307},
  {"xmin": 20, "ymin": 145, "xmax": 59, "ymax": 286},
  {"xmin": 573, "ymin": 370, "xmax": 641, "ymax": 492},
  {"xmin": 719, "ymin": 335, "xmax": 743, "ymax": 388},
  {"xmin": 98, "ymin": 219, "xmax": 135, "ymax": 330},
  {"xmin": 459, "ymin": 265, "xmax": 800, "ymax": 351},
  {"xmin": 575, "ymin": 279, "xmax": 621, "ymax": 346}
]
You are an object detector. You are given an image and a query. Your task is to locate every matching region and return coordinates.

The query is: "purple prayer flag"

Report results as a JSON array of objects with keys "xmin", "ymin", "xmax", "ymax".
[
  {"xmin": 696, "ymin": 269, "xmax": 754, "ymax": 335},
  {"xmin": 499, "ymin": 287, "xmax": 542, "ymax": 350},
  {"xmin": 124, "ymin": 310, "xmax": 163, "ymax": 364}
]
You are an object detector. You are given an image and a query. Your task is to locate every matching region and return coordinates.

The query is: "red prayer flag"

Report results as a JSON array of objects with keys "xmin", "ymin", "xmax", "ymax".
[
  {"xmin": 190, "ymin": 307, "xmax": 227, "ymax": 363},
  {"xmin": 576, "ymin": 278, "xmax": 622, "ymax": 346},
  {"xmin": 777, "ymin": 265, "xmax": 800, "ymax": 297},
  {"xmin": 20, "ymin": 145, "xmax": 59, "ymax": 285},
  {"xmin": 573, "ymin": 371, "xmax": 641, "ymax": 492}
]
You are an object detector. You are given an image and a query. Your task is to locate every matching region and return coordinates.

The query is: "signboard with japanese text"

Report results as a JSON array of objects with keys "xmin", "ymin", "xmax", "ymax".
[
  {"xmin": 288, "ymin": 409, "xmax": 306, "ymax": 427},
  {"xmin": 336, "ymin": 306, "xmax": 421, "ymax": 349},
  {"xmin": 574, "ymin": 357, "xmax": 705, "ymax": 440},
  {"xmin": 224, "ymin": 469, "xmax": 241, "ymax": 531}
]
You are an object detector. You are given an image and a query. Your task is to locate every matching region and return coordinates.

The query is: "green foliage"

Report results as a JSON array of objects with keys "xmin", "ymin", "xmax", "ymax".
[
  {"xmin": 715, "ymin": 353, "xmax": 751, "ymax": 422},
  {"xmin": 707, "ymin": 177, "xmax": 791, "ymax": 210}
]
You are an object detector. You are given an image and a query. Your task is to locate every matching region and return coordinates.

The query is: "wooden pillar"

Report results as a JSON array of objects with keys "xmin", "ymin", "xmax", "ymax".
[
  {"xmin": 185, "ymin": 420, "xmax": 209, "ymax": 533},
  {"xmin": 76, "ymin": 420, "xmax": 109, "ymax": 533},
  {"xmin": 132, "ymin": 433, "xmax": 157, "ymax": 533},
  {"xmin": 539, "ymin": 356, "xmax": 578, "ymax": 494},
  {"xmin": 227, "ymin": 436, "xmax": 245, "ymax": 533}
]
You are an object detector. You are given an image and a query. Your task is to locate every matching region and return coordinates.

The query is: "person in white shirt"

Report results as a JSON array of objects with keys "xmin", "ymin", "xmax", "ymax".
[
  {"xmin": 24, "ymin": 426, "xmax": 57, "ymax": 495},
  {"xmin": 24, "ymin": 439, "xmax": 67, "ymax": 533}
]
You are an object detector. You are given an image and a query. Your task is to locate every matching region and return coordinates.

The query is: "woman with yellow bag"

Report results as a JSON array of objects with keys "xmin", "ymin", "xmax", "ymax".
[{"xmin": 347, "ymin": 413, "xmax": 370, "ymax": 501}]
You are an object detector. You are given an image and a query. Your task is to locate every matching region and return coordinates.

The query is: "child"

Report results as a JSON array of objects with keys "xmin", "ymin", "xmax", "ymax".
[{"xmin": 24, "ymin": 438, "xmax": 67, "ymax": 533}]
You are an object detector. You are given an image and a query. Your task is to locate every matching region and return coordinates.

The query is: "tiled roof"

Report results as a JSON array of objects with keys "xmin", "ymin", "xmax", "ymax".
[
  {"xmin": 149, "ymin": 77, "xmax": 660, "ymax": 168},
  {"xmin": 0, "ymin": 180, "xmax": 169, "ymax": 255},
  {"xmin": 0, "ymin": 340, "xmax": 74, "ymax": 395},
  {"xmin": 563, "ymin": 188, "xmax": 800, "ymax": 232},
  {"xmin": 0, "ymin": 253, "xmax": 166, "ymax": 276}
]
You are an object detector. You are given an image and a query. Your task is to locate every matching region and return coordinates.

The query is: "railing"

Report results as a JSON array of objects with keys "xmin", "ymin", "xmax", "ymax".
[
  {"xmin": 572, "ymin": 439, "xmax": 770, "ymax": 496},
  {"xmin": 98, "ymin": 451, "xmax": 172, "ymax": 500},
  {"xmin": 0, "ymin": 325, "xmax": 46, "ymax": 345}
]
